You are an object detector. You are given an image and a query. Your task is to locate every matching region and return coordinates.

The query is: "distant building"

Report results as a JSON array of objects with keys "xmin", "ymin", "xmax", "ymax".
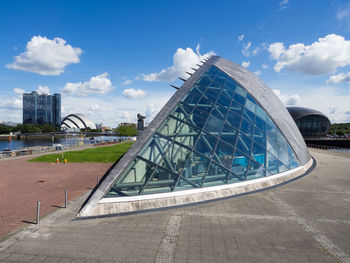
[
  {"xmin": 23, "ymin": 91, "xmax": 61, "ymax": 126},
  {"xmin": 287, "ymin": 107, "xmax": 331, "ymax": 139},
  {"xmin": 61, "ymin": 113, "xmax": 96, "ymax": 131}
]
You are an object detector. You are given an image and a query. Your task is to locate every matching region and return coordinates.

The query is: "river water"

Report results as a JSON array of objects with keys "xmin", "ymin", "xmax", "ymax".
[{"xmin": 0, "ymin": 135, "xmax": 128, "ymax": 151}]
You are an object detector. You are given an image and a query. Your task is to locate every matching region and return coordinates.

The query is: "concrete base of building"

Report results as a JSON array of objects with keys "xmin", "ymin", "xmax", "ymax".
[{"xmin": 80, "ymin": 158, "xmax": 314, "ymax": 217}]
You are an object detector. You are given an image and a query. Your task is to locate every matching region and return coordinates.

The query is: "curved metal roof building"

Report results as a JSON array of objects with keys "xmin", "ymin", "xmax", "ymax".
[
  {"xmin": 287, "ymin": 107, "xmax": 331, "ymax": 139},
  {"xmin": 61, "ymin": 113, "xmax": 96, "ymax": 130},
  {"xmin": 78, "ymin": 56, "xmax": 313, "ymax": 218}
]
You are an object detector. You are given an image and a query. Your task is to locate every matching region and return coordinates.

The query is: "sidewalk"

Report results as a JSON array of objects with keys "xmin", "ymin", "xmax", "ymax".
[{"xmin": 0, "ymin": 149, "xmax": 349, "ymax": 262}]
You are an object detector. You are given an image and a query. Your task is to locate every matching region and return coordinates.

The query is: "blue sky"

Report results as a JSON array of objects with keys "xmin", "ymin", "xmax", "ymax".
[{"xmin": 1, "ymin": 0, "xmax": 350, "ymax": 126}]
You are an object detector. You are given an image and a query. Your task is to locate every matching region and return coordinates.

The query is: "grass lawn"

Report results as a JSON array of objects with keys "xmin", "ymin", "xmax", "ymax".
[{"xmin": 29, "ymin": 142, "xmax": 133, "ymax": 163}]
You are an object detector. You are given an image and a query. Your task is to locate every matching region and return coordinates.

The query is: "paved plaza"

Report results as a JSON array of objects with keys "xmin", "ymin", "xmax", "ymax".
[
  {"xmin": 0, "ymin": 148, "xmax": 349, "ymax": 262},
  {"xmin": 0, "ymin": 156, "xmax": 111, "ymax": 238}
]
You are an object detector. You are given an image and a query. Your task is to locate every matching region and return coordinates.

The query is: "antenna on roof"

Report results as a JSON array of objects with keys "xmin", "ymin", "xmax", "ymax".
[
  {"xmin": 170, "ymin": 85, "xmax": 179, "ymax": 90},
  {"xmin": 191, "ymin": 67, "xmax": 197, "ymax": 71},
  {"xmin": 185, "ymin": 71, "xmax": 192, "ymax": 76},
  {"xmin": 196, "ymin": 64, "xmax": 201, "ymax": 67},
  {"xmin": 178, "ymin": 77, "xmax": 187, "ymax": 82}
]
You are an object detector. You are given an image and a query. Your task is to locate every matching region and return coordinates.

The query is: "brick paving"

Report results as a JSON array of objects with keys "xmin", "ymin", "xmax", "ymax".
[
  {"xmin": 0, "ymin": 149, "xmax": 349, "ymax": 262},
  {"xmin": 0, "ymin": 157, "xmax": 111, "ymax": 238}
]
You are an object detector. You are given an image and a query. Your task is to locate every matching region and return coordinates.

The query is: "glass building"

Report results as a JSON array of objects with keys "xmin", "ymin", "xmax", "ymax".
[
  {"xmin": 78, "ymin": 56, "xmax": 313, "ymax": 217},
  {"xmin": 23, "ymin": 91, "xmax": 61, "ymax": 126},
  {"xmin": 287, "ymin": 107, "xmax": 331, "ymax": 139}
]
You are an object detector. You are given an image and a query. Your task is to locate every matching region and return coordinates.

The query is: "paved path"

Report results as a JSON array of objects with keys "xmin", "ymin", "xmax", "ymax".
[
  {"xmin": 0, "ymin": 157, "xmax": 111, "ymax": 238},
  {"xmin": 0, "ymin": 149, "xmax": 349, "ymax": 262}
]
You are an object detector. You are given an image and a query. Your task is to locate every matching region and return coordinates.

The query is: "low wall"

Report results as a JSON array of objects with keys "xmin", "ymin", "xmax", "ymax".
[{"xmin": 81, "ymin": 158, "xmax": 314, "ymax": 217}]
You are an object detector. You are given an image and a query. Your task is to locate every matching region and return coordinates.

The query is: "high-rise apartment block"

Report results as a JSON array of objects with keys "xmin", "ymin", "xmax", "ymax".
[{"xmin": 23, "ymin": 91, "xmax": 61, "ymax": 126}]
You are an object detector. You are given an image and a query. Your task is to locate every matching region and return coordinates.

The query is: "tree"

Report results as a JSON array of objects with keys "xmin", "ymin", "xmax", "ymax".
[{"xmin": 115, "ymin": 123, "xmax": 137, "ymax": 136}]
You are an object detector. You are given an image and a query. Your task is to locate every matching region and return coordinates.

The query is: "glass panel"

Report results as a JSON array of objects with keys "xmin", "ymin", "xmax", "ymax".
[
  {"xmin": 226, "ymin": 110, "xmax": 242, "ymax": 129},
  {"xmin": 211, "ymin": 105, "xmax": 227, "ymax": 120},
  {"xmin": 139, "ymin": 134, "xmax": 171, "ymax": 164},
  {"xmin": 253, "ymin": 126, "xmax": 266, "ymax": 147},
  {"xmin": 187, "ymin": 108, "xmax": 209, "ymax": 129},
  {"xmin": 266, "ymin": 151, "xmax": 288, "ymax": 175},
  {"xmin": 203, "ymin": 114, "xmax": 225, "ymax": 135},
  {"xmin": 183, "ymin": 85, "xmax": 203, "ymax": 105},
  {"xmin": 229, "ymin": 101, "xmax": 244, "ymax": 116},
  {"xmin": 227, "ymin": 172, "xmax": 241, "ymax": 184},
  {"xmin": 204, "ymin": 86, "xmax": 221, "ymax": 102},
  {"xmin": 194, "ymin": 132, "xmax": 218, "ymax": 160},
  {"xmin": 106, "ymin": 158, "xmax": 156, "ymax": 197},
  {"xmin": 163, "ymin": 142, "xmax": 191, "ymax": 174},
  {"xmin": 246, "ymin": 93, "xmax": 257, "ymax": 104},
  {"xmin": 254, "ymin": 116, "xmax": 266, "ymax": 132},
  {"xmin": 224, "ymin": 79, "xmax": 237, "ymax": 94},
  {"xmin": 246, "ymin": 160, "xmax": 266, "ymax": 180},
  {"xmin": 214, "ymin": 139, "xmax": 235, "ymax": 169},
  {"xmin": 245, "ymin": 99, "xmax": 256, "ymax": 114},
  {"xmin": 220, "ymin": 124, "xmax": 238, "ymax": 146},
  {"xmin": 276, "ymin": 131, "xmax": 290, "ymax": 168},
  {"xmin": 141, "ymin": 166, "xmax": 178, "ymax": 195},
  {"xmin": 175, "ymin": 122, "xmax": 200, "ymax": 149},
  {"xmin": 214, "ymin": 75, "xmax": 226, "ymax": 86},
  {"xmin": 235, "ymin": 86, "xmax": 247, "ymax": 97},
  {"xmin": 255, "ymin": 105, "xmax": 266, "ymax": 121},
  {"xmin": 252, "ymin": 142, "xmax": 265, "ymax": 167},
  {"xmin": 242, "ymin": 109, "xmax": 255, "ymax": 123},
  {"xmin": 197, "ymin": 95, "xmax": 213, "ymax": 113},
  {"xmin": 240, "ymin": 118, "xmax": 254, "ymax": 138},
  {"xmin": 217, "ymin": 92, "xmax": 231, "ymax": 107},
  {"xmin": 202, "ymin": 162, "xmax": 228, "ymax": 187},
  {"xmin": 287, "ymin": 144, "xmax": 300, "ymax": 169},
  {"xmin": 233, "ymin": 93, "xmax": 245, "ymax": 106},
  {"xmin": 196, "ymin": 75, "xmax": 211, "ymax": 88},
  {"xmin": 175, "ymin": 151, "xmax": 211, "ymax": 190},
  {"xmin": 231, "ymin": 149, "xmax": 249, "ymax": 180},
  {"xmin": 158, "ymin": 116, "xmax": 185, "ymax": 137},
  {"xmin": 236, "ymin": 133, "xmax": 252, "ymax": 156}
]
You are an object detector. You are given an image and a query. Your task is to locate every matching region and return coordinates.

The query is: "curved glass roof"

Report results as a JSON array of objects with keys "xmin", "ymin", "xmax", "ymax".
[{"xmin": 105, "ymin": 65, "xmax": 300, "ymax": 197}]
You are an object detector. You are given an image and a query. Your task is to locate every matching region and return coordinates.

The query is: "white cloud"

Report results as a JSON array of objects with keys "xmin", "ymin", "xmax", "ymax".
[
  {"xmin": 122, "ymin": 88, "xmax": 146, "ymax": 99},
  {"xmin": 0, "ymin": 99, "xmax": 22, "ymax": 109},
  {"xmin": 278, "ymin": 0, "xmax": 288, "ymax": 10},
  {"xmin": 122, "ymin": 79, "xmax": 132, "ymax": 85},
  {"xmin": 262, "ymin": 64, "xmax": 269, "ymax": 69},
  {"xmin": 268, "ymin": 42, "xmax": 285, "ymax": 60},
  {"xmin": 336, "ymin": 2, "xmax": 350, "ymax": 20},
  {"xmin": 146, "ymin": 104, "xmax": 161, "ymax": 120},
  {"xmin": 273, "ymin": 86, "xmax": 350, "ymax": 123},
  {"xmin": 242, "ymin": 61, "xmax": 250, "ymax": 68},
  {"xmin": 89, "ymin": 104, "xmax": 100, "ymax": 111},
  {"xmin": 327, "ymin": 72, "xmax": 350, "ymax": 84},
  {"xmin": 242, "ymin": 42, "xmax": 251, "ymax": 57},
  {"xmin": 268, "ymin": 34, "xmax": 350, "ymax": 75},
  {"xmin": 273, "ymin": 89, "xmax": 300, "ymax": 106},
  {"xmin": 6, "ymin": 35, "xmax": 82, "ymax": 76},
  {"xmin": 14, "ymin": 88, "xmax": 25, "ymax": 94},
  {"xmin": 254, "ymin": 70, "xmax": 261, "ymax": 76},
  {"xmin": 36, "ymin": 85, "xmax": 50, "ymax": 95},
  {"xmin": 62, "ymin": 73, "xmax": 113, "ymax": 96},
  {"xmin": 142, "ymin": 45, "xmax": 215, "ymax": 82},
  {"xmin": 238, "ymin": 34, "xmax": 245, "ymax": 42}
]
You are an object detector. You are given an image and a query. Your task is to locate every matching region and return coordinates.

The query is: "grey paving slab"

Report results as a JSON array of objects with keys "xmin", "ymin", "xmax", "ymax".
[{"xmin": 0, "ymin": 149, "xmax": 349, "ymax": 262}]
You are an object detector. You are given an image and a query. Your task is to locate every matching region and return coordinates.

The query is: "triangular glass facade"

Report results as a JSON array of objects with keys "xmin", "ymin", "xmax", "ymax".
[{"xmin": 105, "ymin": 66, "xmax": 300, "ymax": 197}]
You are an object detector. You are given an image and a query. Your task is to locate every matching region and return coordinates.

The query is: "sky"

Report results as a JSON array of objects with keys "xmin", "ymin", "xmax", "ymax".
[{"xmin": 1, "ymin": 0, "xmax": 350, "ymax": 126}]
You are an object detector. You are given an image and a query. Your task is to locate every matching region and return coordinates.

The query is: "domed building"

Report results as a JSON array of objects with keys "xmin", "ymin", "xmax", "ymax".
[
  {"xmin": 287, "ymin": 107, "xmax": 331, "ymax": 139},
  {"xmin": 78, "ymin": 56, "xmax": 313, "ymax": 218},
  {"xmin": 61, "ymin": 113, "xmax": 96, "ymax": 131}
]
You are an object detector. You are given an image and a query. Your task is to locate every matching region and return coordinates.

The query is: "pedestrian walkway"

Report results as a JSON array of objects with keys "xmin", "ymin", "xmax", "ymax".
[{"xmin": 0, "ymin": 149, "xmax": 349, "ymax": 263}]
